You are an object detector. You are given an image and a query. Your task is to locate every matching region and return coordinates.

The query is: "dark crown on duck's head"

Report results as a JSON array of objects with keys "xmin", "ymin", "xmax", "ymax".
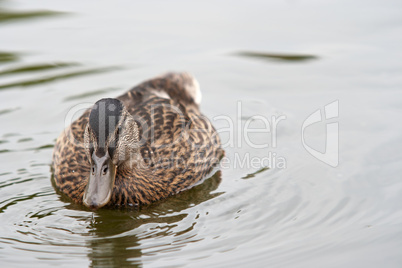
[
  {"xmin": 88, "ymin": 98, "xmax": 123, "ymax": 157},
  {"xmin": 85, "ymin": 98, "xmax": 140, "ymax": 164}
]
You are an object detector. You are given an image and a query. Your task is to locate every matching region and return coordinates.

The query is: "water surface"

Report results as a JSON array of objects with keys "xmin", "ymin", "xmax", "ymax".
[{"xmin": 1, "ymin": 0, "xmax": 402, "ymax": 267}]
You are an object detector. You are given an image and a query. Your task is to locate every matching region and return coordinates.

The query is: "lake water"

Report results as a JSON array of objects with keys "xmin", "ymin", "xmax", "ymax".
[{"xmin": 1, "ymin": 0, "xmax": 402, "ymax": 267}]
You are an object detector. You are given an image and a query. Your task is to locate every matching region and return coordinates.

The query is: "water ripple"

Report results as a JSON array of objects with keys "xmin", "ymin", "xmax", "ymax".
[
  {"xmin": 0, "ymin": 51, "xmax": 19, "ymax": 63},
  {"xmin": 0, "ymin": 9, "xmax": 64, "ymax": 24},
  {"xmin": 0, "ymin": 66, "xmax": 122, "ymax": 90},
  {"xmin": 234, "ymin": 51, "xmax": 319, "ymax": 63},
  {"xmin": 0, "ymin": 62, "xmax": 79, "ymax": 77}
]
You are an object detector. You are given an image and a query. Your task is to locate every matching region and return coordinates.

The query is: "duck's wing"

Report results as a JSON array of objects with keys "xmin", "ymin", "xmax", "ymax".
[
  {"xmin": 52, "ymin": 109, "xmax": 90, "ymax": 203},
  {"xmin": 113, "ymin": 73, "xmax": 223, "ymax": 202},
  {"xmin": 117, "ymin": 72, "xmax": 221, "ymax": 157},
  {"xmin": 118, "ymin": 72, "xmax": 201, "ymax": 109}
]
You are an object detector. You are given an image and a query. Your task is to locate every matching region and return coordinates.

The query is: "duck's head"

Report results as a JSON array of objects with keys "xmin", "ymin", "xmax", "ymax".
[{"xmin": 83, "ymin": 98, "xmax": 139, "ymax": 209}]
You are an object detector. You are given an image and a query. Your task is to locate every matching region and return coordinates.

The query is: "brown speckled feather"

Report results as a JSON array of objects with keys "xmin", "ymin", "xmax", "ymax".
[{"xmin": 52, "ymin": 73, "xmax": 224, "ymax": 207}]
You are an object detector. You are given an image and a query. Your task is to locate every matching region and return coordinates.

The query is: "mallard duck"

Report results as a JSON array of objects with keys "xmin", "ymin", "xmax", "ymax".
[{"xmin": 52, "ymin": 72, "xmax": 223, "ymax": 209}]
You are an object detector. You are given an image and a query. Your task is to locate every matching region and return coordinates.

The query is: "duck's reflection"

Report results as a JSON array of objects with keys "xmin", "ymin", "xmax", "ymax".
[{"xmin": 83, "ymin": 171, "xmax": 222, "ymax": 267}]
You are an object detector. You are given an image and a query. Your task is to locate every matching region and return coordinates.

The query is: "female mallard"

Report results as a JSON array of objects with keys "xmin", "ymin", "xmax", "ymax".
[{"xmin": 52, "ymin": 72, "xmax": 223, "ymax": 209}]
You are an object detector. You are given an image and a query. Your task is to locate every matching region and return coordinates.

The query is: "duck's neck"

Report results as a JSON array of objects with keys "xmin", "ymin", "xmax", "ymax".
[
  {"xmin": 117, "ymin": 151, "xmax": 143, "ymax": 172},
  {"xmin": 112, "ymin": 111, "xmax": 141, "ymax": 165}
]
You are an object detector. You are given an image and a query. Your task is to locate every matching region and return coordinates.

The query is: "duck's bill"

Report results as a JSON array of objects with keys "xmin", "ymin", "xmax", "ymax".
[{"xmin": 83, "ymin": 152, "xmax": 116, "ymax": 209}]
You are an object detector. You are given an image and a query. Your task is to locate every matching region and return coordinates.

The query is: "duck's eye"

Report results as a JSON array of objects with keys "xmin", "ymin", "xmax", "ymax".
[
  {"xmin": 102, "ymin": 165, "xmax": 108, "ymax": 175},
  {"xmin": 91, "ymin": 166, "xmax": 95, "ymax": 175}
]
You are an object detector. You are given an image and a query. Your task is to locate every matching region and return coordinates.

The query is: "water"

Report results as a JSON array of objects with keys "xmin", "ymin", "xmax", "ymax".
[{"xmin": 1, "ymin": 0, "xmax": 402, "ymax": 267}]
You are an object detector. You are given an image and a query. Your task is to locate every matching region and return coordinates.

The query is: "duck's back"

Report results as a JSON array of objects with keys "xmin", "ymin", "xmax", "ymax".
[{"xmin": 52, "ymin": 72, "xmax": 224, "ymax": 207}]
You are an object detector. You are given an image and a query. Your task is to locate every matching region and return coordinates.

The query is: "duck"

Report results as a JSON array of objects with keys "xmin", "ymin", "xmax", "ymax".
[{"xmin": 52, "ymin": 72, "xmax": 224, "ymax": 209}]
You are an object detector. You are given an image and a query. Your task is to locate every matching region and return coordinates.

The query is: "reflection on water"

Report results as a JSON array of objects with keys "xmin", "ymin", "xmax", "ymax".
[
  {"xmin": 64, "ymin": 87, "xmax": 120, "ymax": 102},
  {"xmin": 241, "ymin": 166, "xmax": 269, "ymax": 180},
  {"xmin": 0, "ymin": 7, "xmax": 63, "ymax": 23},
  {"xmin": 0, "ymin": 0, "xmax": 402, "ymax": 267},
  {"xmin": 0, "ymin": 51, "xmax": 19, "ymax": 63},
  {"xmin": 0, "ymin": 107, "xmax": 19, "ymax": 116},
  {"xmin": 0, "ymin": 62, "xmax": 79, "ymax": 76},
  {"xmin": 0, "ymin": 66, "xmax": 121, "ymax": 90},
  {"xmin": 89, "ymin": 235, "xmax": 142, "ymax": 268},
  {"xmin": 85, "ymin": 171, "xmax": 221, "ymax": 267},
  {"xmin": 235, "ymin": 51, "xmax": 318, "ymax": 62},
  {"xmin": 0, "ymin": 4, "xmax": 118, "ymax": 93}
]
